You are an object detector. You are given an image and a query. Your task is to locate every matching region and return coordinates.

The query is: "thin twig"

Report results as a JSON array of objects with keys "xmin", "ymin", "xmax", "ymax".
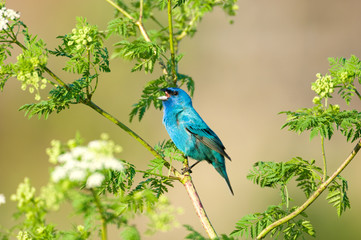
[
  {"xmin": 321, "ymin": 136, "xmax": 327, "ymax": 181},
  {"xmin": 136, "ymin": 169, "xmax": 179, "ymax": 181},
  {"xmin": 256, "ymin": 139, "xmax": 361, "ymax": 239},
  {"xmin": 104, "ymin": 0, "xmax": 151, "ymax": 42},
  {"xmin": 167, "ymin": 0, "xmax": 177, "ymax": 83}
]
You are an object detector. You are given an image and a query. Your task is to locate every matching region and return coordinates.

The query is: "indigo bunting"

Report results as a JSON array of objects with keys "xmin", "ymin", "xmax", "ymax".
[{"xmin": 158, "ymin": 87, "xmax": 233, "ymax": 195}]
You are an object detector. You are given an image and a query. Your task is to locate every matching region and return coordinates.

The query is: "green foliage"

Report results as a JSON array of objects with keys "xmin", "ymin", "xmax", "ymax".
[
  {"xmin": 120, "ymin": 226, "xmax": 140, "ymax": 240},
  {"xmin": 0, "ymin": 134, "xmax": 181, "ymax": 239},
  {"xmin": 281, "ymin": 55, "xmax": 361, "ymax": 142},
  {"xmin": 231, "ymin": 205, "xmax": 315, "ymax": 240},
  {"xmin": 172, "ymin": 0, "xmax": 238, "ymax": 39},
  {"xmin": 51, "ymin": 17, "xmax": 110, "ymax": 74},
  {"xmin": 105, "ymin": 0, "xmax": 232, "ymax": 121},
  {"xmin": 129, "ymin": 73, "xmax": 194, "ymax": 121},
  {"xmin": 328, "ymin": 55, "xmax": 361, "ymax": 104},
  {"xmin": 184, "ymin": 225, "xmax": 207, "ymax": 240},
  {"xmin": 281, "ymin": 103, "xmax": 361, "ymax": 142},
  {"xmin": 106, "ymin": 18, "xmax": 136, "ymax": 39},
  {"xmin": 18, "ymin": 78, "xmax": 89, "ymax": 119},
  {"xmin": 113, "ymin": 39, "xmax": 163, "ymax": 73},
  {"xmin": 247, "ymin": 157, "xmax": 322, "ymax": 198},
  {"xmin": 326, "ymin": 176, "xmax": 351, "ymax": 217},
  {"xmin": 241, "ymin": 156, "xmax": 351, "ymax": 238},
  {"xmin": 1, "ymin": 25, "xmax": 49, "ymax": 100}
]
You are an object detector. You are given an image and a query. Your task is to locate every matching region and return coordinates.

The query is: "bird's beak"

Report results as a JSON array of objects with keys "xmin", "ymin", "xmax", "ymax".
[{"xmin": 158, "ymin": 88, "xmax": 170, "ymax": 101}]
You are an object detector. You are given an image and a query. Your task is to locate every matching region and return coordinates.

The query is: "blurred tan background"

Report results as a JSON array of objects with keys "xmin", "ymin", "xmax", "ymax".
[{"xmin": 1, "ymin": 0, "xmax": 361, "ymax": 239}]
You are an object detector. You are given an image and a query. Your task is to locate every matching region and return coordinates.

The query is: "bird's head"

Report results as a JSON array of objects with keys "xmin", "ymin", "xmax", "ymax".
[{"xmin": 158, "ymin": 87, "xmax": 192, "ymax": 109}]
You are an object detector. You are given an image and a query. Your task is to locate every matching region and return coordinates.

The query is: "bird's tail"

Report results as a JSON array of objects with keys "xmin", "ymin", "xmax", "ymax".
[{"xmin": 213, "ymin": 160, "xmax": 234, "ymax": 195}]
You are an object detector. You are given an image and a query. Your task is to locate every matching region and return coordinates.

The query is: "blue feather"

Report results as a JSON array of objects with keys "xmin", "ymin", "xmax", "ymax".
[{"xmin": 159, "ymin": 87, "xmax": 233, "ymax": 195}]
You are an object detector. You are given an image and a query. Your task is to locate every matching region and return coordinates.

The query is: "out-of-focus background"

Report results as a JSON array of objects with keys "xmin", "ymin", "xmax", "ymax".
[{"xmin": 1, "ymin": 0, "xmax": 361, "ymax": 239}]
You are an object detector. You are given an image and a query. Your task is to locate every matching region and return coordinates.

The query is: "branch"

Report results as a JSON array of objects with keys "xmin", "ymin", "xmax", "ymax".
[
  {"xmin": 91, "ymin": 189, "xmax": 107, "ymax": 240},
  {"xmin": 104, "ymin": 0, "xmax": 151, "ymax": 42},
  {"xmin": 181, "ymin": 174, "xmax": 218, "ymax": 239},
  {"xmin": 256, "ymin": 139, "xmax": 361, "ymax": 239},
  {"xmin": 11, "ymin": 38, "xmax": 66, "ymax": 89},
  {"xmin": 84, "ymin": 100, "xmax": 180, "ymax": 176}
]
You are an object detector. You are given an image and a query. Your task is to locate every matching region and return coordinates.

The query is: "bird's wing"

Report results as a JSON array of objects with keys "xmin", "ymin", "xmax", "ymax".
[{"xmin": 181, "ymin": 109, "xmax": 231, "ymax": 161}]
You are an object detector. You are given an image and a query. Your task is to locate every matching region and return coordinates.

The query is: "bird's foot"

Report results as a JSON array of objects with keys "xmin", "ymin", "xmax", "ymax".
[{"xmin": 181, "ymin": 166, "xmax": 193, "ymax": 174}]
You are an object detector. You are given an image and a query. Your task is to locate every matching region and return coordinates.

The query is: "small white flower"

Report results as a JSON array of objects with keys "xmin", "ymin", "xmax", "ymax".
[
  {"xmin": 51, "ymin": 166, "xmax": 67, "ymax": 182},
  {"xmin": 71, "ymin": 146, "xmax": 89, "ymax": 158},
  {"xmin": 62, "ymin": 159, "xmax": 79, "ymax": 171},
  {"xmin": 88, "ymin": 140, "xmax": 104, "ymax": 150},
  {"xmin": 103, "ymin": 158, "xmax": 123, "ymax": 171},
  {"xmin": 0, "ymin": 194, "xmax": 6, "ymax": 205},
  {"xmin": 0, "ymin": 17, "xmax": 8, "ymax": 31},
  {"xmin": 57, "ymin": 152, "xmax": 73, "ymax": 163},
  {"xmin": 86, "ymin": 172, "xmax": 105, "ymax": 188},
  {"xmin": 68, "ymin": 169, "xmax": 86, "ymax": 181},
  {"xmin": 87, "ymin": 161, "xmax": 103, "ymax": 171},
  {"xmin": 4, "ymin": 8, "xmax": 20, "ymax": 20},
  {"xmin": 81, "ymin": 151, "xmax": 96, "ymax": 162},
  {"xmin": 0, "ymin": 7, "xmax": 6, "ymax": 16}
]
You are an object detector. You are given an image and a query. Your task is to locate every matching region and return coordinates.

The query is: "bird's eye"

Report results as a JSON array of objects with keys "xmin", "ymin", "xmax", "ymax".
[{"xmin": 173, "ymin": 91, "xmax": 179, "ymax": 96}]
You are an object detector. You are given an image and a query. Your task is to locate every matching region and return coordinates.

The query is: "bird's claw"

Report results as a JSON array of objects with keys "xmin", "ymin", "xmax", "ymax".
[{"xmin": 181, "ymin": 166, "xmax": 192, "ymax": 174}]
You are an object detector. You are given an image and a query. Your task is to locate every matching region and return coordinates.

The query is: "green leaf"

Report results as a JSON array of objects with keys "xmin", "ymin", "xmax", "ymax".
[
  {"xmin": 129, "ymin": 76, "xmax": 169, "ymax": 122},
  {"xmin": 113, "ymin": 40, "xmax": 163, "ymax": 73},
  {"xmin": 184, "ymin": 225, "xmax": 207, "ymax": 240},
  {"xmin": 107, "ymin": 18, "xmax": 136, "ymax": 39},
  {"xmin": 120, "ymin": 226, "xmax": 141, "ymax": 240},
  {"xmin": 326, "ymin": 176, "xmax": 351, "ymax": 217}
]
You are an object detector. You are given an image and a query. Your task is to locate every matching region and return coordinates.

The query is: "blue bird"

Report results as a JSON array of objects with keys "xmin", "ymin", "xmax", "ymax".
[{"xmin": 158, "ymin": 87, "xmax": 233, "ymax": 195}]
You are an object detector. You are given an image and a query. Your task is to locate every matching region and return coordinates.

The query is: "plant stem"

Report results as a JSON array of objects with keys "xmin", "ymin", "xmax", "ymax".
[
  {"xmin": 167, "ymin": 0, "xmax": 177, "ymax": 83},
  {"xmin": 321, "ymin": 136, "xmax": 327, "ymax": 181},
  {"xmin": 139, "ymin": 0, "xmax": 144, "ymax": 21},
  {"xmin": 256, "ymin": 138, "xmax": 361, "ymax": 239},
  {"xmin": 135, "ymin": 169, "xmax": 179, "ymax": 181},
  {"xmin": 283, "ymin": 184, "xmax": 289, "ymax": 210},
  {"xmin": 85, "ymin": 101, "xmax": 170, "ymax": 167},
  {"xmin": 104, "ymin": 0, "xmax": 151, "ymax": 42},
  {"xmin": 181, "ymin": 175, "xmax": 218, "ymax": 239},
  {"xmin": 176, "ymin": 14, "xmax": 198, "ymax": 42},
  {"xmin": 104, "ymin": 0, "xmax": 134, "ymax": 20},
  {"xmin": 91, "ymin": 189, "xmax": 107, "ymax": 240}
]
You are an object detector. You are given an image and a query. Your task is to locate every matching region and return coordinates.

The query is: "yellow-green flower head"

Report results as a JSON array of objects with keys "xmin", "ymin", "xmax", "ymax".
[{"xmin": 311, "ymin": 73, "xmax": 335, "ymax": 98}]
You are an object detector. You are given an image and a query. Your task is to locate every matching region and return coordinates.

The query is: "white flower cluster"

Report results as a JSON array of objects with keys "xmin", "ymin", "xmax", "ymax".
[
  {"xmin": 0, "ymin": 7, "xmax": 20, "ymax": 31},
  {"xmin": 52, "ymin": 140, "xmax": 124, "ymax": 189}
]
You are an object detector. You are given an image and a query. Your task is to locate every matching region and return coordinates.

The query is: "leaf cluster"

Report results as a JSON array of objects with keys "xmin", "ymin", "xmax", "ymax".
[
  {"xmin": 113, "ymin": 39, "xmax": 163, "ymax": 73},
  {"xmin": 15, "ymin": 18, "xmax": 112, "ymax": 119},
  {"xmin": 328, "ymin": 55, "xmax": 361, "ymax": 104},
  {"xmin": 326, "ymin": 176, "xmax": 351, "ymax": 217},
  {"xmin": 146, "ymin": 139, "xmax": 185, "ymax": 174},
  {"xmin": 50, "ymin": 17, "xmax": 110, "ymax": 74},
  {"xmin": 247, "ymin": 157, "xmax": 322, "ymax": 198},
  {"xmin": 18, "ymin": 78, "xmax": 89, "ymax": 119},
  {"xmin": 281, "ymin": 106, "xmax": 361, "ymax": 142},
  {"xmin": 231, "ymin": 205, "xmax": 315, "ymax": 240},
  {"xmin": 106, "ymin": 0, "xmax": 231, "ymax": 121},
  {"xmin": 240, "ymin": 155, "xmax": 351, "ymax": 239}
]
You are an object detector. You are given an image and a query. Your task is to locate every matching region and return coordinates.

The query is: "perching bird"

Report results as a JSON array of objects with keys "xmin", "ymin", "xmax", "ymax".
[{"xmin": 158, "ymin": 87, "xmax": 233, "ymax": 195}]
